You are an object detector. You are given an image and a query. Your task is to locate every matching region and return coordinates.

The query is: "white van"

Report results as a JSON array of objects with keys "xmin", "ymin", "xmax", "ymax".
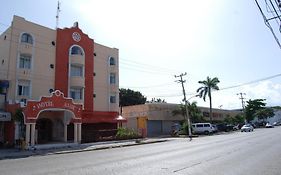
[{"xmin": 192, "ymin": 123, "xmax": 215, "ymax": 134}]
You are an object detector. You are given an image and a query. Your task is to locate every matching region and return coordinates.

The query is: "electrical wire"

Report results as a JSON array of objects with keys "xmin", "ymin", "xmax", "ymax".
[{"xmin": 255, "ymin": 0, "xmax": 281, "ymax": 48}]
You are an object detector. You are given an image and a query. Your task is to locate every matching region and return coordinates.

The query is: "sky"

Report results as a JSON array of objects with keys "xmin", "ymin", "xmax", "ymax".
[{"xmin": 1, "ymin": 0, "xmax": 281, "ymax": 109}]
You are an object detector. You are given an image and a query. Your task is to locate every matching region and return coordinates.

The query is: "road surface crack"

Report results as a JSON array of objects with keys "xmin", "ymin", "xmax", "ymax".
[{"xmin": 173, "ymin": 162, "xmax": 202, "ymax": 173}]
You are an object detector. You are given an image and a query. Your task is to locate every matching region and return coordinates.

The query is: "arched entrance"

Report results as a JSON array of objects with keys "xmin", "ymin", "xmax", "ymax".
[
  {"xmin": 36, "ymin": 118, "xmax": 52, "ymax": 144},
  {"xmin": 22, "ymin": 90, "xmax": 82, "ymax": 147}
]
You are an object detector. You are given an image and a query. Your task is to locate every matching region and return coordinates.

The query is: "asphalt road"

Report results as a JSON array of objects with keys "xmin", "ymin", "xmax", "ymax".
[{"xmin": 1, "ymin": 126, "xmax": 281, "ymax": 175}]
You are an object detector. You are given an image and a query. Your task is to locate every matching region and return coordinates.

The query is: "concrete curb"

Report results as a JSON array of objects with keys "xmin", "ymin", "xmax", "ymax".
[
  {"xmin": 0, "ymin": 139, "xmax": 168, "ymax": 160},
  {"xmin": 53, "ymin": 139, "xmax": 168, "ymax": 155}
]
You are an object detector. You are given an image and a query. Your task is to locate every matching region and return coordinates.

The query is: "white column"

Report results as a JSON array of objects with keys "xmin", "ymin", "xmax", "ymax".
[
  {"xmin": 14, "ymin": 122, "xmax": 20, "ymax": 141},
  {"xmin": 25, "ymin": 124, "xmax": 30, "ymax": 147},
  {"xmin": 74, "ymin": 123, "xmax": 78, "ymax": 143},
  {"xmin": 77, "ymin": 123, "xmax": 82, "ymax": 143},
  {"xmin": 30, "ymin": 123, "xmax": 36, "ymax": 146},
  {"xmin": 64, "ymin": 124, "xmax": 68, "ymax": 142}
]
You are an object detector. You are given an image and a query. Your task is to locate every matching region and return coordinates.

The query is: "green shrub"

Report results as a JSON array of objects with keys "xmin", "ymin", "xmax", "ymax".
[
  {"xmin": 179, "ymin": 122, "xmax": 189, "ymax": 135},
  {"xmin": 116, "ymin": 127, "xmax": 139, "ymax": 140}
]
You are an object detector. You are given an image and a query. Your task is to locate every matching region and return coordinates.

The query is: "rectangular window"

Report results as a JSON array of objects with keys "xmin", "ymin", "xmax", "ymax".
[
  {"xmin": 197, "ymin": 124, "xmax": 203, "ymax": 128},
  {"xmin": 70, "ymin": 88, "xmax": 82, "ymax": 100},
  {"xmin": 110, "ymin": 73, "xmax": 116, "ymax": 84},
  {"xmin": 19, "ymin": 54, "xmax": 31, "ymax": 69},
  {"xmin": 203, "ymin": 124, "xmax": 210, "ymax": 127},
  {"xmin": 17, "ymin": 80, "xmax": 30, "ymax": 96},
  {"xmin": 71, "ymin": 65, "xmax": 83, "ymax": 77},
  {"xmin": 110, "ymin": 95, "xmax": 116, "ymax": 103}
]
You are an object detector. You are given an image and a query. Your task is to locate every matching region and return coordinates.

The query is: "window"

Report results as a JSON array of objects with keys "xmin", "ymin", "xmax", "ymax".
[
  {"xmin": 19, "ymin": 54, "xmax": 31, "ymax": 69},
  {"xmin": 71, "ymin": 65, "xmax": 83, "ymax": 77},
  {"xmin": 71, "ymin": 46, "xmax": 83, "ymax": 56},
  {"xmin": 18, "ymin": 80, "xmax": 30, "ymax": 96},
  {"xmin": 21, "ymin": 33, "xmax": 33, "ymax": 44},
  {"xmin": 109, "ymin": 57, "xmax": 116, "ymax": 65},
  {"xmin": 204, "ymin": 124, "xmax": 210, "ymax": 127},
  {"xmin": 110, "ymin": 73, "xmax": 116, "ymax": 84},
  {"xmin": 70, "ymin": 88, "xmax": 83, "ymax": 100},
  {"xmin": 197, "ymin": 124, "xmax": 203, "ymax": 128},
  {"xmin": 110, "ymin": 95, "xmax": 116, "ymax": 103}
]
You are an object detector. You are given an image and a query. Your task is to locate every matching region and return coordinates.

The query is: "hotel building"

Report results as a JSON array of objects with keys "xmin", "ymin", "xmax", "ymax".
[{"xmin": 0, "ymin": 16, "xmax": 122, "ymax": 147}]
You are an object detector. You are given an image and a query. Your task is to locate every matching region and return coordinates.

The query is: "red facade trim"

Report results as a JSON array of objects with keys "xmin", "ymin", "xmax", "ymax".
[{"xmin": 55, "ymin": 26, "xmax": 94, "ymax": 112}]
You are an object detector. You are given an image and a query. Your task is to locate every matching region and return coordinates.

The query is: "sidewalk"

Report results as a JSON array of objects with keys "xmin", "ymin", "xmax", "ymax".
[{"xmin": 0, "ymin": 138, "xmax": 169, "ymax": 160}]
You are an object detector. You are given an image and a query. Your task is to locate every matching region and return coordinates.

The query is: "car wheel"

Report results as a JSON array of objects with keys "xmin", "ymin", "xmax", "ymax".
[{"xmin": 204, "ymin": 131, "xmax": 210, "ymax": 135}]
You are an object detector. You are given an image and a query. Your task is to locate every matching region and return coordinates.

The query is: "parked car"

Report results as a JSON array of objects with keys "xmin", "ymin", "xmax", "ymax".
[
  {"xmin": 241, "ymin": 124, "xmax": 254, "ymax": 132},
  {"xmin": 192, "ymin": 123, "xmax": 216, "ymax": 135},
  {"xmin": 212, "ymin": 124, "xmax": 218, "ymax": 133},
  {"xmin": 225, "ymin": 124, "xmax": 235, "ymax": 132},
  {"xmin": 265, "ymin": 123, "xmax": 274, "ymax": 128},
  {"xmin": 233, "ymin": 124, "xmax": 240, "ymax": 130},
  {"xmin": 216, "ymin": 123, "xmax": 234, "ymax": 132},
  {"xmin": 216, "ymin": 123, "xmax": 227, "ymax": 132}
]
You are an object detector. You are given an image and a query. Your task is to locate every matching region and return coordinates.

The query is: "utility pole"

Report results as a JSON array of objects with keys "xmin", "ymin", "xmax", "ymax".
[
  {"xmin": 175, "ymin": 72, "xmax": 192, "ymax": 141},
  {"xmin": 237, "ymin": 92, "xmax": 246, "ymax": 123}
]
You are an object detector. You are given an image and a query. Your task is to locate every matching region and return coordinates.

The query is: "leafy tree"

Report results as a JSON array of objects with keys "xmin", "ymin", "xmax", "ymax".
[
  {"xmin": 224, "ymin": 116, "xmax": 235, "ymax": 124},
  {"xmin": 119, "ymin": 88, "xmax": 147, "ymax": 107},
  {"xmin": 234, "ymin": 114, "xmax": 245, "ymax": 124},
  {"xmin": 254, "ymin": 108, "xmax": 274, "ymax": 122},
  {"xmin": 223, "ymin": 114, "xmax": 245, "ymax": 125},
  {"xmin": 244, "ymin": 99, "xmax": 266, "ymax": 122},
  {"xmin": 172, "ymin": 101, "xmax": 203, "ymax": 123},
  {"xmin": 12, "ymin": 109, "xmax": 24, "ymax": 123},
  {"xmin": 149, "ymin": 98, "xmax": 166, "ymax": 103},
  {"xmin": 197, "ymin": 76, "xmax": 220, "ymax": 123},
  {"xmin": 12, "ymin": 108, "xmax": 25, "ymax": 138}
]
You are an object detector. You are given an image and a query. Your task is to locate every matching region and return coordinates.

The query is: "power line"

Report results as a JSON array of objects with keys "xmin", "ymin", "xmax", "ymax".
[
  {"xmin": 255, "ymin": 0, "xmax": 281, "ymax": 49},
  {"xmin": 120, "ymin": 82, "xmax": 175, "ymax": 89},
  {"xmin": 220, "ymin": 73, "xmax": 281, "ymax": 91},
  {"xmin": 120, "ymin": 58, "xmax": 183, "ymax": 72}
]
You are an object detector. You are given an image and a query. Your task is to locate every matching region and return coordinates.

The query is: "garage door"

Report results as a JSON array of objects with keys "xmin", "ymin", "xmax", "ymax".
[{"xmin": 147, "ymin": 120, "xmax": 162, "ymax": 137}]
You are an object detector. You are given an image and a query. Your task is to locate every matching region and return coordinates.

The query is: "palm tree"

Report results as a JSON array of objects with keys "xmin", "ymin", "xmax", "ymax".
[
  {"xmin": 197, "ymin": 76, "xmax": 220, "ymax": 123},
  {"xmin": 172, "ymin": 101, "xmax": 203, "ymax": 123}
]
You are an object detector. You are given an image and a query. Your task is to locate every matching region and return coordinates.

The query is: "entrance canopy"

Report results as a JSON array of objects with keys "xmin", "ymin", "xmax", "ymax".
[{"xmin": 23, "ymin": 90, "xmax": 82, "ymax": 123}]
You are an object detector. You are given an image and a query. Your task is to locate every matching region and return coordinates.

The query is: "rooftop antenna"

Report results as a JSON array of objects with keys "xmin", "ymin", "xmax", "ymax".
[{"xmin": 56, "ymin": 1, "xmax": 61, "ymax": 29}]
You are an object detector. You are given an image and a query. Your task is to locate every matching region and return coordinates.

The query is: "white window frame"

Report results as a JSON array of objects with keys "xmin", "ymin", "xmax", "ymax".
[
  {"xmin": 110, "ymin": 95, "xmax": 116, "ymax": 103},
  {"xmin": 69, "ymin": 45, "xmax": 84, "ymax": 56},
  {"xmin": 21, "ymin": 33, "xmax": 33, "ymax": 45},
  {"xmin": 70, "ymin": 87, "xmax": 84, "ymax": 100},
  {"xmin": 110, "ymin": 73, "xmax": 116, "ymax": 84},
  {"xmin": 70, "ymin": 64, "xmax": 84, "ymax": 77},
  {"xmin": 19, "ymin": 54, "xmax": 32, "ymax": 69},
  {"xmin": 17, "ymin": 80, "xmax": 31, "ymax": 97},
  {"xmin": 109, "ymin": 56, "xmax": 116, "ymax": 66}
]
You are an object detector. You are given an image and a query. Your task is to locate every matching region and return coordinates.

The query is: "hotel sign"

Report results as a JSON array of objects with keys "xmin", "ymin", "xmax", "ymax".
[{"xmin": 23, "ymin": 90, "xmax": 82, "ymax": 122}]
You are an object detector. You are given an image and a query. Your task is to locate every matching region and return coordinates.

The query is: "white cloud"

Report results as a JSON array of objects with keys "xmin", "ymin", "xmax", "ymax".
[
  {"xmin": 193, "ymin": 81, "xmax": 281, "ymax": 110},
  {"xmin": 242, "ymin": 81, "xmax": 281, "ymax": 107}
]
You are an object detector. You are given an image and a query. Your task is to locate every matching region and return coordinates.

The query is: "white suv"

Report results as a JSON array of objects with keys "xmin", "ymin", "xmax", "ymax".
[{"xmin": 192, "ymin": 123, "xmax": 215, "ymax": 134}]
